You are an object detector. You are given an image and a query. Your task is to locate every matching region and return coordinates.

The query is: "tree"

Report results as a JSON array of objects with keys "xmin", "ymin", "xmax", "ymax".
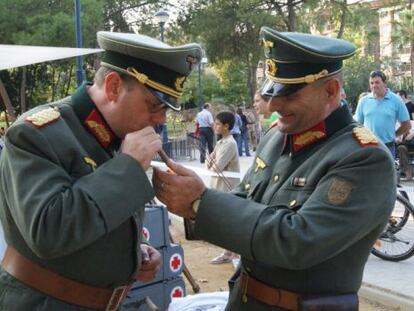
[
  {"xmin": 260, "ymin": 0, "xmax": 309, "ymax": 31},
  {"xmin": 0, "ymin": 0, "xmax": 164, "ymax": 117},
  {"xmin": 177, "ymin": 0, "xmax": 276, "ymax": 104}
]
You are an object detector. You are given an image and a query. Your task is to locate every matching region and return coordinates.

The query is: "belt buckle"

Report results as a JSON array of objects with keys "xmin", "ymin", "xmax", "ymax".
[{"xmin": 105, "ymin": 285, "xmax": 130, "ymax": 311}]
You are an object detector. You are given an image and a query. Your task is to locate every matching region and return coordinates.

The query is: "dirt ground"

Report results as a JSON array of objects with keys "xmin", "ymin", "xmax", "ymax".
[{"xmin": 169, "ymin": 220, "xmax": 396, "ymax": 311}]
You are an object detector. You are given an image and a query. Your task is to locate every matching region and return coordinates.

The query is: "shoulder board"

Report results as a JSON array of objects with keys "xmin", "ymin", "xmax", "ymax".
[
  {"xmin": 25, "ymin": 107, "xmax": 60, "ymax": 128},
  {"xmin": 352, "ymin": 126, "xmax": 378, "ymax": 147}
]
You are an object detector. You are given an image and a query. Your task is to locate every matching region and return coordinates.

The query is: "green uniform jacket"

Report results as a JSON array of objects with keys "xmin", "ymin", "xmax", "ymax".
[
  {"xmin": 0, "ymin": 84, "xmax": 154, "ymax": 310},
  {"xmin": 194, "ymin": 105, "xmax": 396, "ymax": 311}
]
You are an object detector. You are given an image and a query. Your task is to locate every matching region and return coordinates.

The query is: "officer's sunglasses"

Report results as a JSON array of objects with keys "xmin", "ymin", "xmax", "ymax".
[{"xmin": 145, "ymin": 87, "xmax": 168, "ymax": 113}]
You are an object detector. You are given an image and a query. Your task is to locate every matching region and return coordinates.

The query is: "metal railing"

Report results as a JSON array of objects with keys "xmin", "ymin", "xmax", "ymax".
[{"xmin": 154, "ymin": 133, "xmax": 199, "ymax": 161}]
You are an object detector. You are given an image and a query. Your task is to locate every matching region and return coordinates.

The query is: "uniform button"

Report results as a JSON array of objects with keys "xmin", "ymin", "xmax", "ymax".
[
  {"xmin": 245, "ymin": 184, "xmax": 251, "ymax": 191},
  {"xmin": 245, "ymin": 266, "xmax": 251, "ymax": 272},
  {"xmin": 273, "ymin": 175, "xmax": 279, "ymax": 182},
  {"xmin": 289, "ymin": 200, "xmax": 297, "ymax": 207}
]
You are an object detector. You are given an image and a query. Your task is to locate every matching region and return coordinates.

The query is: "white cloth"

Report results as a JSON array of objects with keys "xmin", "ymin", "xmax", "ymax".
[{"xmin": 168, "ymin": 291, "xmax": 228, "ymax": 311}]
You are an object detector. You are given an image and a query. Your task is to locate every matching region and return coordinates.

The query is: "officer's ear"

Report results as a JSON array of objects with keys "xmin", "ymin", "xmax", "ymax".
[
  {"xmin": 324, "ymin": 78, "xmax": 341, "ymax": 104},
  {"xmin": 104, "ymin": 71, "xmax": 123, "ymax": 102}
]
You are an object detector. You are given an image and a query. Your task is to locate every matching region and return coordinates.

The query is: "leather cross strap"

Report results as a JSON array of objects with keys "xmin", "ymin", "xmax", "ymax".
[
  {"xmin": 1, "ymin": 246, "xmax": 130, "ymax": 310},
  {"xmin": 240, "ymin": 272, "xmax": 299, "ymax": 311}
]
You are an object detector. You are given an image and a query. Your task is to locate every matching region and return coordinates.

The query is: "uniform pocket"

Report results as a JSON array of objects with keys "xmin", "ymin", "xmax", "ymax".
[{"xmin": 269, "ymin": 187, "xmax": 315, "ymax": 211}]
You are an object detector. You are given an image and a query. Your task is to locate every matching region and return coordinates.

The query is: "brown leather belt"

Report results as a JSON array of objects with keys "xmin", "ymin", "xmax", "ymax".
[
  {"xmin": 240, "ymin": 272, "xmax": 299, "ymax": 311},
  {"xmin": 1, "ymin": 246, "xmax": 131, "ymax": 311}
]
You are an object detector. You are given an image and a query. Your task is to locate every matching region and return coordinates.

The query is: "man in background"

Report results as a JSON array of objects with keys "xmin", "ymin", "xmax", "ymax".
[
  {"xmin": 397, "ymin": 90, "xmax": 414, "ymax": 120},
  {"xmin": 236, "ymin": 106, "xmax": 251, "ymax": 156},
  {"xmin": 355, "ymin": 70, "xmax": 410, "ymax": 158},
  {"xmin": 230, "ymin": 108, "xmax": 243, "ymax": 156},
  {"xmin": 196, "ymin": 103, "xmax": 214, "ymax": 163}
]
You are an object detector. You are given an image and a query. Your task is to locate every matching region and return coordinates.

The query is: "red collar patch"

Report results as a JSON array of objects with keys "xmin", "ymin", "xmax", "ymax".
[
  {"xmin": 292, "ymin": 121, "xmax": 327, "ymax": 152},
  {"xmin": 84, "ymin": 109, "xmax": 114, "ymax": 148}
]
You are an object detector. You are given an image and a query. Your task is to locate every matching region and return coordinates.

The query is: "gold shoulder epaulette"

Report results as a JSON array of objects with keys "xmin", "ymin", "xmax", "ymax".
[
  {"xmin": 26, "ymin": 107, "xmax": 60, "ymax": 128},
  {"xmin": 352, "ymin": 126, "xmax": 378, "ymax": 147}
]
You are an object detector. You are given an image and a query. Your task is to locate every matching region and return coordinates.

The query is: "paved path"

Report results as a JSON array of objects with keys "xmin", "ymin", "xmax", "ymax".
[{"xmin": 175, "ymin": 152, "xmax": 414, "ymax": 310}]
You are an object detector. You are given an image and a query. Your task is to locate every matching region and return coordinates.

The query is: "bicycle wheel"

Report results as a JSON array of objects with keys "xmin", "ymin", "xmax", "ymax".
[{"xmin": 372, "ymin": 193, "xmax": 414, "ymax": 261}]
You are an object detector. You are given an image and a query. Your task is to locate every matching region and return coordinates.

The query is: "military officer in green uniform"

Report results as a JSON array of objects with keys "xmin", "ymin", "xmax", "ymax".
[
  {"xmin": 153, "ymin": 27, "xmax": 396, "ymax": 311},
  {"xmin": 0, "ymin": 32, "xmax": 202, "ymax": 310}
]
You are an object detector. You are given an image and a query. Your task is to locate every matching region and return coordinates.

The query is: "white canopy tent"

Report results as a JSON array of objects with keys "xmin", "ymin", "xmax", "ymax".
[{"xmin": 0, "ymin": 44, "xmax": 103, "ymax": 71}]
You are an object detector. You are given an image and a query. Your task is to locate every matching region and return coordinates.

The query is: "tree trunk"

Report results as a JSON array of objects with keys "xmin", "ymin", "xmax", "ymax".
[
  {"xmin": 0, "ymin": 77, "xmax": 16, "ymax": 122},
  {"xmin": 287, "ymin": 0, "xmax": 296, "ymax": 31},
  {"xmin": 337, "ymin": 0, "xmax": 347, "ymax": 39},
  {"xmin": 51, "ymin": 66, "xmax": 56, "ymax": 102},
  {"xmin": 246, "ymin": 54, "xmax": 257, "ymax": 106},
  {"xmin": 64, "ymin": 65, "xmax": 74, "ymax": 96},
  {"xmin": 20, "ymin": 67, "xmax": 27, "ymax": 113}
]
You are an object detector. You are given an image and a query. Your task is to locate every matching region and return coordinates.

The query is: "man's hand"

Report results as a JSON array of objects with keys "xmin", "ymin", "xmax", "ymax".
[
  {"xmin": 121, "ymin": 126, "xmax": 162, "ymax": 170},
  {"xmin": 136, "ymin": 244, "xmax": 161, "ymax": 282},
  {"xmin": 152, "ymin": 159, "xmax": 206, "ymax": 219}
]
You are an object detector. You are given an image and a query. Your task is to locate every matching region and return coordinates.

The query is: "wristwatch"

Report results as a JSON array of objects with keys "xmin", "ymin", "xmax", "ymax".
[
  {"xmin": 192, "ymin": 198, "xmax": 201, "ymax": 214},
  {"xmin": 191, "ymin": 189, "xmax": 207, "ymax": 220},
  {"xmin": 191, "ymin": 199, "xmax": 201, "ymax": 220}
]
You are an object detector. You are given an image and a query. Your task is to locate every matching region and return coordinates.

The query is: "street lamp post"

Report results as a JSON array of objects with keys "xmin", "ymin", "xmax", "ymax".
[
  {"xmin": 197, "ymin": 57, "xmax": 208, "ymax": 112},
  {"xmin": 154, "ymin": 10, "xmax": 170, "ymax": 42},
  {"xmin": 154, "ymin": 10, "xmax": 170, "ymax": 154},
  {"xmin": 74, "ymin": 0, "xmax": 84, "ymax": 86}
]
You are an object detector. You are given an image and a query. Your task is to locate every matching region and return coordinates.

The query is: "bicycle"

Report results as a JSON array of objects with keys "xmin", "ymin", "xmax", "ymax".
[{"xmin": 371, "ymin": 188, "xmax": 414, "ymax": 261}]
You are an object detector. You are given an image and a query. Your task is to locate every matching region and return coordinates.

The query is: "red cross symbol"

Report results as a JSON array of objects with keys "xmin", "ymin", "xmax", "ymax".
[
  {"xmin": 171, "ymin": 286, "xmax": 184, "ymax": 298},
  {"xmin": 142, "ymin": 227, "xmax": 150, "ymax": 241},
  {"xmin": 170, "ymin": 254, "xmax": 182, "ymax": 272}
]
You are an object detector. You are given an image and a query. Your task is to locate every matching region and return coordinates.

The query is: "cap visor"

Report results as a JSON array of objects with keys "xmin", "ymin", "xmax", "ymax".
[
  {"xmin": 148, "ymin": 88, "xmax": 181, "ymax": 111},
  {"xmin": 261, "ymin": 79, "xmax": 306, "ymax": 97}
]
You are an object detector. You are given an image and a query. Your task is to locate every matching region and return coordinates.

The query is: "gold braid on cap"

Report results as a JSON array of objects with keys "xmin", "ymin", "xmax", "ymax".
[
  {"xmin": 127, "ymin": 67, "xmax": 182, "ymax": 98},
  {"xmin": 266, "ymin": 69, "xmax": 331, "ymax": 84}
]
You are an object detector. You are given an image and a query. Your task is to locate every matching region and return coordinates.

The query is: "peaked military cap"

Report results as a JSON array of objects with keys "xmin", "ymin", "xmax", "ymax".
[
  {"xmin": 259, "ymin": 26, "xmax": 356, "ymax": 97},
  {"xmin": 97, "ymin": 31, "xmax": 203, "ymax": 111}
]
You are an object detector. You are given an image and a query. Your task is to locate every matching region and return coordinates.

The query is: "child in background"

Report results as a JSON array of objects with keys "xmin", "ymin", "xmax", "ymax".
[{"xmin": 207, "ymin": 111, "xmax": 241, "ymax": 264}]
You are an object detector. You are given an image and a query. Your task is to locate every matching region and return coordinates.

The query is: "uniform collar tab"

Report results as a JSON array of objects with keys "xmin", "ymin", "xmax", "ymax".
[
  {"xmin": 292, "ymin": 121, "xmax": 327, "ymax": 152},
  {"xmin": 71, "ymin": 83, "xmax": 120, "ymax": 151},
  {"xmin": 286, "ymin": 104, "xmax": 353, "ymax": 154}
]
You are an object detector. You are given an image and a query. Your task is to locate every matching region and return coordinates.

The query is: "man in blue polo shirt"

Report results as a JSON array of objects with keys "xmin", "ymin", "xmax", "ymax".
[{"xmin": 355, "ymin": 70, "xmax": 411, "ymax": 158}]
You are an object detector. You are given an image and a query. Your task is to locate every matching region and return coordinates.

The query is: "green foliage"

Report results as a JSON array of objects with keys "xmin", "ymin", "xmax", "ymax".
[
  {"xmin": 0, "ymin": 0, "xmax": 161, "ymax": 114},
  {"xmin": 177, "ymin": 0, "xmax": 275, "ymax": 103},
  {"xmin": 179, "ymin": 60, "xmax": 252, "ymax": 109},
  {"xmin": 343, "ymin": 51, "xmax": 377, "ymax": 112}
]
